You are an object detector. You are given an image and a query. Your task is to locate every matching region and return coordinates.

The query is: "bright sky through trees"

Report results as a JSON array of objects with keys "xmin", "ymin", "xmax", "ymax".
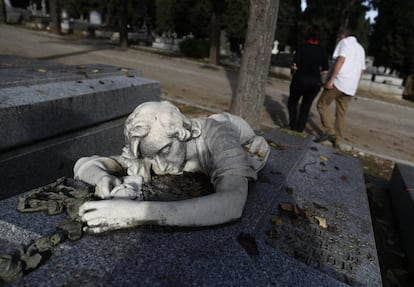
[{"xmin": 301, "ymin": 0, "xmax": 377, "ymax": 23}]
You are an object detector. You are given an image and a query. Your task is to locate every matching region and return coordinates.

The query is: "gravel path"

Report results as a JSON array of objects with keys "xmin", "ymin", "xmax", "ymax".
[{"xmin": 1, "ymin": 24, "xmax": 413, "ymax": 164}]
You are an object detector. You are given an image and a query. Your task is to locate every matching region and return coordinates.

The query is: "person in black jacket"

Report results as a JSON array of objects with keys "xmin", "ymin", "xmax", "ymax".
[{"xmin": 288, "ymin": 25, "xmax": 329, "ymax": 133}]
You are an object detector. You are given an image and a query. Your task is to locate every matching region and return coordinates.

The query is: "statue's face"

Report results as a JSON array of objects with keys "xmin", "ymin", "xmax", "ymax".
[
  {"xmin": 125, "ymin": 101, "xmax": 195, "ymax": 175},
  {"xmin": 138, "ymin": 121, "xmax": 187, "ymax": 175}
]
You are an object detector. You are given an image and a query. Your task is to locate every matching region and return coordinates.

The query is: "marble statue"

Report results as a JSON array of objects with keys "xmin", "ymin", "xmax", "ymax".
[{"xmin": 74, "ymin": 101, "xmax": 270, "ymax": 233}]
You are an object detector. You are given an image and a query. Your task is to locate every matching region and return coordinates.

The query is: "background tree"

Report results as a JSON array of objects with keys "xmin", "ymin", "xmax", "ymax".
[
  {"xmin": 222, "ymin": 0, "xmax": 249, "ymax": 55},
  {"xmin": 39, "ymin": 0, "xmax": 414, "ymax": 81},
  {"xmin": 49, "ymin": 0, "xmax": 61, "ymax": 35},
  {"xmin": 275, "ymin": 0, "xmax": 301, "ymax": 52},
  {"xmin": 60, "ymin": 0, "xmax": 100, "ymax": 19},
  {"xmin": 230, "ymin": 0, "xmax": 279, "ymax": 129},
  {"xmin": 119, "ymin": 0, "xmax": 128, "ymax": 48},
  {"xmin": 370, "ymin": 0, "xmax": 414, "ymax": 77},
  {"xmin": 209, "ymin": 0, "xmax": 226, "ymax": 65},
  {"xmin": 0, "ymin": 0, "xmax": 6, "ymax": 24},
  {"xmin": 155, "ymin": 0, "xmax": 174, "ymax": 35}
]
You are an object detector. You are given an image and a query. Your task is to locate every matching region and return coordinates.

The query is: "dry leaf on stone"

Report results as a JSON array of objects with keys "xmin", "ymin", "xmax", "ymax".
[
  {"xmin": 390, "ymin": 250, "xmax": 406, "ymax": 257},
  {"xmin": 279, "ymin": 202, "xmax": 295, "ymax": 212},
  {"xmin": 37, "ymin": 68, "xmax": 46, "ymax": 73},
  {"xmin": 254, "ymin": 151, "xmax": 267, "ymax": 158},
  {"xmin": 267, "ymin": 139, "xmax": 286, "ymax": 150},
  {"xmin": 266, "ymin": 228, "xmax": 279, "ymax": 239},
  {"xmin": 92, "ymin": 69, "xmax": 100, "ymax": 73},
  {"xmin": 340, "ymin": 175, "xmax": 348, "ymax": 182},
  {"xmin": 312, "ymin": 202, "xmax": 328, "ymax": 211},
  {"xmin": 365, "ymin": 182, "xmax": 375, "ymax": 190},
  {"xmin": 290, "ymin": 218, "xmax": 302, "ymax": 226},
  {"xmin": 237, "ymin": 233, "xmax": 259, "ymax": 257},
  {"xmin": 314, "ymin": 216, "xmax": 328, "ymax": 229},
  {"xmin": 393, "ymin": 268, "xmax": 409, "ymax": 276},
  {"xmin": 386, "ymin": 239, "xmax": 395, "ymax": 246},
  {"xmin": 271, "ymin": 217, "xmax": 283, "ymax": 226},
  {"xmin": 302, "ymin": 210, "xmax": 312, "ymax": 221},
  {"xmin": 386, "ymin": 269, "xmax": 399, "ymax": 285},
  {"xmin": 320, "ymin": 155, "xmax": 328, "ymax": 161}
]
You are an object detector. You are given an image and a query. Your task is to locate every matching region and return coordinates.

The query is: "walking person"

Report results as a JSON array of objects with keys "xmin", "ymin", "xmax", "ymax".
[
  {"xmin": 316, "ymin": 27, "xmax": 366, "ymax": 147},
  {"xmin": 288, "ymin": 25, "xmax": 329, "ymax": 133}
]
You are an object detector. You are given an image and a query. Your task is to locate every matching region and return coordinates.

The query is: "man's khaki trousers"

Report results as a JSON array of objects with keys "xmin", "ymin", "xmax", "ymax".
[{"xmin": 316, "ymin": 86, "xmax": 352, "ymax": 145}]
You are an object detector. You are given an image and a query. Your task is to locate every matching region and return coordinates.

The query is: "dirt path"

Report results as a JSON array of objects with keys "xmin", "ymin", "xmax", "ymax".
[{"xmin": 1, "ymin": 24, "xmax": 413, "ymax": 164}]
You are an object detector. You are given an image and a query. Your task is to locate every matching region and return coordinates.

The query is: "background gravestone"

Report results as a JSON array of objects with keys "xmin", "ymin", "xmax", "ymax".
[{"xmin": 0, "ymin": 55, "xmax": 160, "ymax": 199}]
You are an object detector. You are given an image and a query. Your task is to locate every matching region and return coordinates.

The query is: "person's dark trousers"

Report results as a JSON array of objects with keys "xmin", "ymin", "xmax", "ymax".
[{"xmin": 288, "ymin": 77, "xmax": 320, "ymax": 132}]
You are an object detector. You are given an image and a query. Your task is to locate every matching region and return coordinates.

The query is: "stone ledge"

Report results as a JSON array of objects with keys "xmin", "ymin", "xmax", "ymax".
[
  {"xmin": 390, "ymin": 164, "xmax": 414, "ymax": 276},
  {"xmin": 0, "ymin": 74, "xmax": 159, "ymax": 151},
  {"xmin": 0, "ymin": 129, "xmax": 380, "ymax": 286},
  {"xmin": 0, "ymin": 132, "xmax": 346, "ymax": 287},
  {"xmin": 0, "ymin": 118, "xmax": 126, "ymax": 199}
]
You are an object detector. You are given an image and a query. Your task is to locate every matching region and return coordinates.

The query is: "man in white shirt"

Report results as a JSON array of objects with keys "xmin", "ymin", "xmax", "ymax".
[{"xmin": 316, "ymin": 27, "xmax": 366, "ymax": 147}]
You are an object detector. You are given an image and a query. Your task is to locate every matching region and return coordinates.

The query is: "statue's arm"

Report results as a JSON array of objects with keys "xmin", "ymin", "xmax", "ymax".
[
  {"xmin": 209, "ymin": 113, "xmax": 270, "ymax": 163},
  {"xmin": 73, "ymin": 155, "xmax": 127, "ymax": 198},
  {"xmin": 79, "ymin": 175, "xmax": 248, "ymax": 233}
]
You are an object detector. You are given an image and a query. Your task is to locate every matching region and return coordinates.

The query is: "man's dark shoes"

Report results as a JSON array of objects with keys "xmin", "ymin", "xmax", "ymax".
[{"xmin": 314, "ymin": 134, "xmax": 336, "ymax": 144}]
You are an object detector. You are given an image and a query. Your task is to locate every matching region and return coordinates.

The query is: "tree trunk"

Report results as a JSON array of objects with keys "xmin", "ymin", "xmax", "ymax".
[
  {"xmin": 209, "ymin": 12, "xmax": 220, "ymax": 65},
  {"xmin": 49, "ymin": 0, "xmax": 61, "ymax": 35},
  {"xmin": 230, "ymin": 0, "xmax": 279, "ymax": 129},
  {"xmin": 0, "ymin": 0, "xmax": 7, "ymax": 24},
  {"xmin": 119, "ymin": 0, "xmax": 128, "ymax": 48}
]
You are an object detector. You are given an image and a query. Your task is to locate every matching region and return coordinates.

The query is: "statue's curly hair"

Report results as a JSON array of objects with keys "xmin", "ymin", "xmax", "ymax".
[{"xmin": 123, "ymin": 101, "xmax": 202, "ymax": 159}]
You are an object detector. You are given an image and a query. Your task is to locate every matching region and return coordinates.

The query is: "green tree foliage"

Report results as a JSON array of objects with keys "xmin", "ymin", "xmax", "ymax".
[
  {"xmin": 60, "ymin": 0, "xmax": 155, "ymax": 31},
  {"xmin": 275, "ymin": 0, "xmax": 301, "ymax": 52},
  {"xmin": 155, "ymin": 0, "xmax": 175, "ymax": 34},
  {"xmin": 155, "ymin": 0, "xmax": 211, "ymax": 37},
  {"xmin": 179, "ymin": 37, "xmax": 209, "ymax": 58},
  {"xmin": 300, "ymin": 0, "xmax": 369, "ymax": 53},
  {"xmin": 0, "ymin": 0, "xmax": 7, "ymax": 23},
  {"xmin": 222, "ymin": 0, "xmax": 249, "ymax": 54},
  {"xmin": 370, "ymin": 0, "xmax": 414, "ymax": 75},
  {"xmin": 60, "ymin": 0, "xmax": 100, "ymax": 20},
  {"xmin": 53, "ymin": 0, "xmax": 414, "ymax": 75}
]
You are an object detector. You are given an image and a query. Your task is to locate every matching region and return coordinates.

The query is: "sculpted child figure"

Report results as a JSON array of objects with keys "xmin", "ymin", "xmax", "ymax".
[{"xmin": 75, "ymin": 101, "xmax": 270, "ymax": 233}]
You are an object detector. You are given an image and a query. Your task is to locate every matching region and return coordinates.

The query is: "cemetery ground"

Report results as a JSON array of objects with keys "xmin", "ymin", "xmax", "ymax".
[
  {"xmin": 1, "ymin": 23, "xmax": 414, "ymax": 285},
  {"xmin": 0, "ymin": 24, "xmax": 413, "ymax": 166}
]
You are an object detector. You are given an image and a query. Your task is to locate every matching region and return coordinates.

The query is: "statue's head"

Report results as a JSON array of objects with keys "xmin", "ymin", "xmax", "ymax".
[{"xmin": 123, "ymin": 101, "xmax": 202, "ymax": 175}]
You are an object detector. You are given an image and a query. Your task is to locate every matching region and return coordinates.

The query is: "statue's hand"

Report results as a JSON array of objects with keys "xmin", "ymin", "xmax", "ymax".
[
  {"xmin": 245, "ymin": 136, "xmax": 269, "ymax": 159},
  {"xmin": 110, "ymin": 175, "xmax": 144, "ymax": 200},
  {"xmin": 95, "ymin": 175, "xmax": 122, "ymax": 199},
  {"xmin": 79, "ymin": 200, "xmax": 140, "ymax": 233}
]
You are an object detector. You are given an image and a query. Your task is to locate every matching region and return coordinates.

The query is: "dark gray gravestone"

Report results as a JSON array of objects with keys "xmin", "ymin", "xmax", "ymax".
[
  {"xmin": 0, "ymin": 55, "xmax": 159, "ymax": 151},
  {"xmin": 0, "ymin": 129, "xmax": 381, "ymax": 286},
  {"xmin": 263, "ymin": 139, "xmax": 382, "ymax": 286},
  {"xmin": 390, "ymin": 164, "xmax": 414, "ymax": 276},
  {"xmin": 0, "ymin": 55, "xmax": 160, "ymax": 198}
]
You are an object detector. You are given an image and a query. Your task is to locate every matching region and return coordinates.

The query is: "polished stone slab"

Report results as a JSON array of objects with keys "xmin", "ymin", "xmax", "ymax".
[
  {"xmin": 0, "ymin": 129, "xmax": 381, "ymax": 286},
  {"xmin": 390, "ymin": 163, "xmax": 414, "ymax": 276},
  {"xmin": 0, "ymin": 55, "xmax": 159, "ymax": 151}
]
